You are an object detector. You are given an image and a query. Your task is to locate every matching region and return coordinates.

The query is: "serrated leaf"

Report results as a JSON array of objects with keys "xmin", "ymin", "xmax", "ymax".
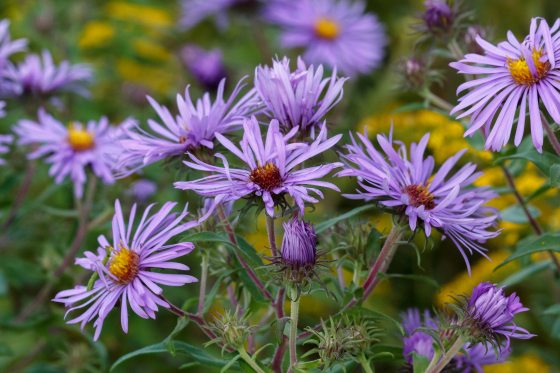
[{"xmin": 316, "ymin": 205, "xmax": 375, "ymax": 233}]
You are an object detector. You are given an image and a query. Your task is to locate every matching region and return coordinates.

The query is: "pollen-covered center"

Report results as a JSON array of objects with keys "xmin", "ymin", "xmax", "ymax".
[
  {"xmin": 404, "ymin": 184, "xmax": 436, "ymax": 210},
  {"xmin": 314, "ymin": 17, "xmax": 340, "ymax": 40},
  {"xmin": 108, "ymin": 247, "xmax": 140, "ymax": 285},
  {"xmin": 250, "ymin": 162, "xmax": 283, "ymax": 190},
  {"xmin": 68, "ymin": 126, "xmax": 95, "ymax": 152},
  {"xmin": 507, "ymin": 49, "xmax": 551, "ymax": 86}
]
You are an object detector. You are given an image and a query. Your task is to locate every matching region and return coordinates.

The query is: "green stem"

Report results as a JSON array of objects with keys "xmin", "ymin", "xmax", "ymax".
[
  {"xmin": 238, "ymin": 347, "xmax": 266, "ymax": 373},
  {"xmin": 426, "ymin": 335, "xmax": 465, "ymax": 373},
  {"xmin": 265, "ymin": 214, "xmax": 278, "ymax": 257},
  {"xmin": 359, "ymin": 353, "xmax": 374, "ymax": 373},
  {"xmin": 288, "ymin": 286, "xmax": 300, "ymax": 372},
  {"xmin": 197, "ymin": 253, "xmax": 209, "ymax": 315},
  {"xmin": 420, "ymin": 89, "xmax": 454, "ymax": 112}
]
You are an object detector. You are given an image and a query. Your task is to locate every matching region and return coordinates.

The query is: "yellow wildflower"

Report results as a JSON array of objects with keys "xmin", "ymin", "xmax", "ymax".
[
  {"xmin": 79, "ymin": 21, "xmax": 115, "ymax": 49},
  {"xmin": 105, "ymin": 2, "xmax": 172, "ymax": 29},
  {"xmin": 485, "ymin": 353, "xmax": 550, "ymax": 373}
]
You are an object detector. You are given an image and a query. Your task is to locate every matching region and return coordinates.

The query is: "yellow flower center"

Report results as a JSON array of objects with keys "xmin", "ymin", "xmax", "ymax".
[
  {"xmin": 404, "ymin": 184, "xmax": 436, "ymax": 210},
  {"xmin": 250, "ymin": 162, "xmax": 283, "ymax": 190},
  {"xmin": 507, "ymin": 49, "xmax": 551, "ymax": 86},
  {"xmin": 108, "ymin": 246, "xmax": 140, "ymax": 284},
  {"xmin": 314, "ymin": 17, "xmax": 340, "ymax": 40},
  {"xmin": 68, "ymin": 125, "xmax": 95, "ymax": 152}
]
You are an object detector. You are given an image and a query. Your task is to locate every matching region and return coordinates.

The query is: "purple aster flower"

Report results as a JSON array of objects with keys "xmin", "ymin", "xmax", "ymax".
[
  {"xmin": 0, "ymin": 19, "xmax": 27, "ymax": 69},
  {"xmin": 254, "ymin": 57, "xmax": 347, "ymax": 134},
  {"xmin": 464, "ymin": 282, "xmax": 534, "ymax": 345},
  {"xmin": 281, "ymin": 217, "xmax": 317, "ymax": 269},
  {"xmin": 0, "ymin": 133, "xmax": 12, "ymax": 165},
  {"xmin": 117, "ymin": 78, "xmax": 258, "ymax": 176},
  {"xmin": 179, "ymin": 0, "xmax": 257, "ymax": 31},
  {"xmin": 0, "ymin": 100, "xmax": 5, "ymax": 117},
  {"xmin": 454, "ymin": 343, "xmax": 510, "ymax": 373},
  {"xmin": 175, "ymin": 116, "xmax": 342, "ymax": 217},
  {"xmin": 264, "ymin": 0, "xmax": 386, "ymax": 76},
  {"xmin": 180, "ymin": 44, "xmax": 227, "ymax": 90},
  {"xmin": 338, "ymin": 131, "xmax": 499, "ymax": 272},
  {"xmin": 14, "ymin": 109, "xmax": 133, "ymax": 197},
  {"xmin": 4, "ymin": 50, "xmax": 92, "ymax": 97},
  {"xmin": 53, "ymin": 200, "xmax": 198, "ymax": 340},
  {"xmin": 128, "ymin": 179, "xmax": 157, "ymax": 202},
  {"xmin": 450, "ymin": 18, "xmax": 560, "ymax": 152}
]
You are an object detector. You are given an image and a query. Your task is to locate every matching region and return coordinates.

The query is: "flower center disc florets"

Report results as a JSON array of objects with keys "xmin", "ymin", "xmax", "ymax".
[
  {"xmin": 507, "ymin": 48, "xmax": 551, "ymax": 86},
  {"xmin": 314, "ymin": 17, "xmax": 340, "ymax": 40},
  {"xmin": 404, "ymin": 184, "xmax": 436, "ymax": 210},
  {"xmin": 108, "ymin": 246, "xmax": 140, "ymax": 284},
  {"xmin": 68, "ymin": 126, "xmax": 95, "ymax": 152},
  {"xmin": 250, "ymin": 162, "xmax": 283, "ymax": 190}
]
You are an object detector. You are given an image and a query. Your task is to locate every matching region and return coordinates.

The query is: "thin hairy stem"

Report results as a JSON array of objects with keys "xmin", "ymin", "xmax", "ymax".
[
  {"xmin": 16, "ymin": 176, "xmax": 98, "ymax": 322},
  {"xmin": 197, "ymin": 253, "xmax": 210, "ymax": 315},
  {"xmin": 2, "ymin": 160, "xmax": 36, "ymax": 232},
  {"xmin": 541, "ymin": 112, "xmax": 560, "ymax": 156},
  {"xmin": 238, "ymin": 347, "xmax": 266, "ymax": 373},
  {"xmin": 420, "ymin": 89, "xmax": 454, "ymax": 112},
  {"xmin": 426, "ymin": 335, "xmax": 465, "ymax": 373},
  {"xmin": 288, "ymin": 287, "xmax": 300, "ymax": 373}
]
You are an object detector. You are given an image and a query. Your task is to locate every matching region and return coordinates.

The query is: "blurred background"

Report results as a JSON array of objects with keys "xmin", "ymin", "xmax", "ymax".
[{"xmin": 1, "ymin": 0, "xmax": 560, "ymax": 372}]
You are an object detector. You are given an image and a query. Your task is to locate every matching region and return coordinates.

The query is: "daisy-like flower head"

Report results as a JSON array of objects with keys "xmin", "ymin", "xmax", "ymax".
[
  {"xmin": 450, "ymin": 17, "xmax": 560, "ymax": 152},
  {"xmin": 264, "ymin": 0, "xmax": 386, "ymax": 76},
  {"xmin": 53, "ymin": 200, "xmax": 198, "ymax": 341},
  {"xmin": 0, "ymin": 19, "xmax": 27, "ymax": 68},
  {"xmin": 180, "ymin": 44, "xmax": 227, "ymax": 90},
  {"xmin": 14, "ymin": 109, "xmax": 133, "ymax": 197},
  {"xmin": 338, "ymin": 131, "xmax": 499, "ymax": 272},
  {"xmin": 254, "ymin": 57, "xmax": 347, "ymax": 134},
  {"xmin": 179, "ymin": 0, "xmax": 257, "ymax": 31},
  {"xmin": 4, "ymin": 50, "xmax": 92, "ymax": 97},
  {"xmin": 175, "ymin": 116, "xmax": 342, "ymax": 218},
  {"xmin": 0, "ymin": 133, "xmax": 12, "ymax": 165},
  {"xmin": 464, "ymin": 282, "xmax": 534, "ymax": 346},
  {"xmin": 118, "ymin": 78, "xmax": 258, "ymax": 176}
]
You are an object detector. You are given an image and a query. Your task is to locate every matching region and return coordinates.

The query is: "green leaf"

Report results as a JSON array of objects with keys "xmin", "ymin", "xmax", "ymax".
[
  {"xmin": 110, "ymin": 341, "xmax": 232, "ymax": 372},
  {"xmin": 377, "ymin": 273, "xmax": 440, "ymax": 289},
  {"xmin": 316, "ymin": 205, "xmax": 375, "ymax": 233},
  {"xmin": 164, "ymin": 317, "xmax": 190, "ymax": 356},
  {"xmin": 500, "ymin": 205, "xmax": 540, "ymax": 224},
  {"xmin": 496, "ymin": 233, "xmax": 560, "ymax": 269},
  {"xmin": 494, "ymin": 138, "xmax": 560, "ymax": 175},
  {"xmin": 499, "ymin": 261, "xmax": 553, "ymax": 287},
  {"xmin": 412, "ymin": 353, "xmax": 431, "ymax": 373},
  {"xmin": 550, "ymin": 164, "xmax": 560, "ymax": 187},
  {"xmin": 543, "ymin": 304, "xmax": 560, "ymax": 316}
]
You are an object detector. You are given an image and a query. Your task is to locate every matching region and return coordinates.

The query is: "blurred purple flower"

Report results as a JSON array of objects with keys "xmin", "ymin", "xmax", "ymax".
[
  {"xmin": 422, "ymin": 0, "xmax": 453, "ymax": 32},
  {"xmin": 0, "ymin": 19, "xmax": 27, "ymax": 69},
  {"xmin": 53, "ymin": 200, "xmax": 198, "ymax": 341},
  {"xmin": 455, "ymin": 343, "xmax": 510, "ymax": 373},
  {"xmin": 0, "ymin": 133, "xmax": 12, "ymax": 165},
  {"xmin": 450, "ymin": 18, "xmax": 560, "ymax": 152},
  {"xmin": 179, "ymin": 0, "xmax": 256, "ymax": 31},
  {"xmin": 466, "ymin": 282, "xmax": 534, "ymax": 345},
  {"xmin": 175, "ymin": 116, "xmax": 342, "ymax": 217},
  {"xmin": 0, "ymin": 100, "xmax": 5, "ymax": 117},
  {"xmin": 129, "ymin": 179, "xmax": 157, "ymax": 201},
  {"xmin": 117, "ymin": 78, "xmax": 258, "ymax": 176},
  {"xmin": 264, "ymin": 0, "xmax": 386, "ymax": 76},
  {"xmin": 14, "ymin": 109, "xmax": 133, "ymax": 197},
  {"xmin": 254, "ymin": 57, "xmax": 346, "ymax": 134},
  {"xmin": 180, "ymin": 44, "xmax": 227, "ymax": 90},
  {"xmin": 338, "ymin": 131, "xmax": 499, "ymax": 272},
  {"xmin": 281, "ymin": 218, "xmax": 317, "ymax": 269},
  {"xmin": 4, "ymin": 50, "xmax": 91, "ymax": 97}
]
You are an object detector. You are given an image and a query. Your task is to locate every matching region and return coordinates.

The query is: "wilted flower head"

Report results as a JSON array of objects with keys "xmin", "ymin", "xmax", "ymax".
[
  {"xmin": 264, "ymin": 0, "xmax": 386, "ymax": 75},
  {"xmin": 0, "ymin": 19, "xmax": 26, "ymax": 68},
  {"xmin": 15, "ymin": 109, "xmax": 133, "ymax": 197},
  {"xmin": 0, "ymin": 133, "xmax": 12, "ymax": 165},
  {"xmin": 254, "ymin": 57, "xmax": 346, "ymax": 134},
  {"xmin": 463, "ymin": 282, "xmax": 534, "ymax": 346},
  {"xmin": 4, "ymin": 50, "xmax": 91, "ymax": 97},
  {"xmin": 422, "ymin": 0, "xmax": 454, "ymax": 33},
  {"xmin": 53, "ymin": 200, "xmax": 198, "ymax": 340},
  {"xmin": 175, "ymin": 117, "xmax": 342, "ymax": 218},
  {"xmin": 180, "ymin": 44, "xmax": 227, "ymax": 90},
  {"xmin": 118, "ymin": 78, "xmax": 258, "ymax": 176},
  {"xmin": 450, "ymin": 17, "xmax": 560, "ymax": 152},
  {"xmin": 279, "ymin": 218, "xmax": 317, "ymax": 282},
  {"xmin": 338, "ymin": 131, "xmax": 499, "ymax": 272}
]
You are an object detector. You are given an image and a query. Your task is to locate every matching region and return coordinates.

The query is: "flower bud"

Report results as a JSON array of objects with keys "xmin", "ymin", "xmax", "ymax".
[
  {"xmin": 422, "ymin": 0, "xmax": 454, "ymax": 33},
  {"xmin": 281, "ymin": 218, "xmax": 317, "ymax": 269},
  {"xmin": 207, "ymin": 309, "xmax": 252, "ymax": 352}
]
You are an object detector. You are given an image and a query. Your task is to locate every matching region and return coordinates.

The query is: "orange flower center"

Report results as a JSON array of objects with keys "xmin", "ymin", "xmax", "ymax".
[
  {"xmin": 250, "ymin": 162, "xmax": 282, "ymax": 190},
  {"xmin": 404, "ymin": 184, "xmax": 436, "ymax": 210},
  {"xmin": 108, "ymin": 246, "xmax": 139, "ymax": 284},
  {"xmin": 507, "ymin": 49, "xmax": 550, "ymax": 85},
  {"xmin": 68, "ymin": 126, "xmax": 95, "ymax": 152},
  {"xmin": 314, "ymin": 17, "xmax": 340, "ymax": 40}
]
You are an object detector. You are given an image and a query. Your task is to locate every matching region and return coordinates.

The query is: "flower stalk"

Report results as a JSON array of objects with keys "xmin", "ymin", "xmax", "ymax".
[
  {"xmin": 288, "ymin": 286, "xmax": 300, "ymax": 373},
  {"xmin": 426, "ymin": 335, "xmax": 466, "ymax": 373}
]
